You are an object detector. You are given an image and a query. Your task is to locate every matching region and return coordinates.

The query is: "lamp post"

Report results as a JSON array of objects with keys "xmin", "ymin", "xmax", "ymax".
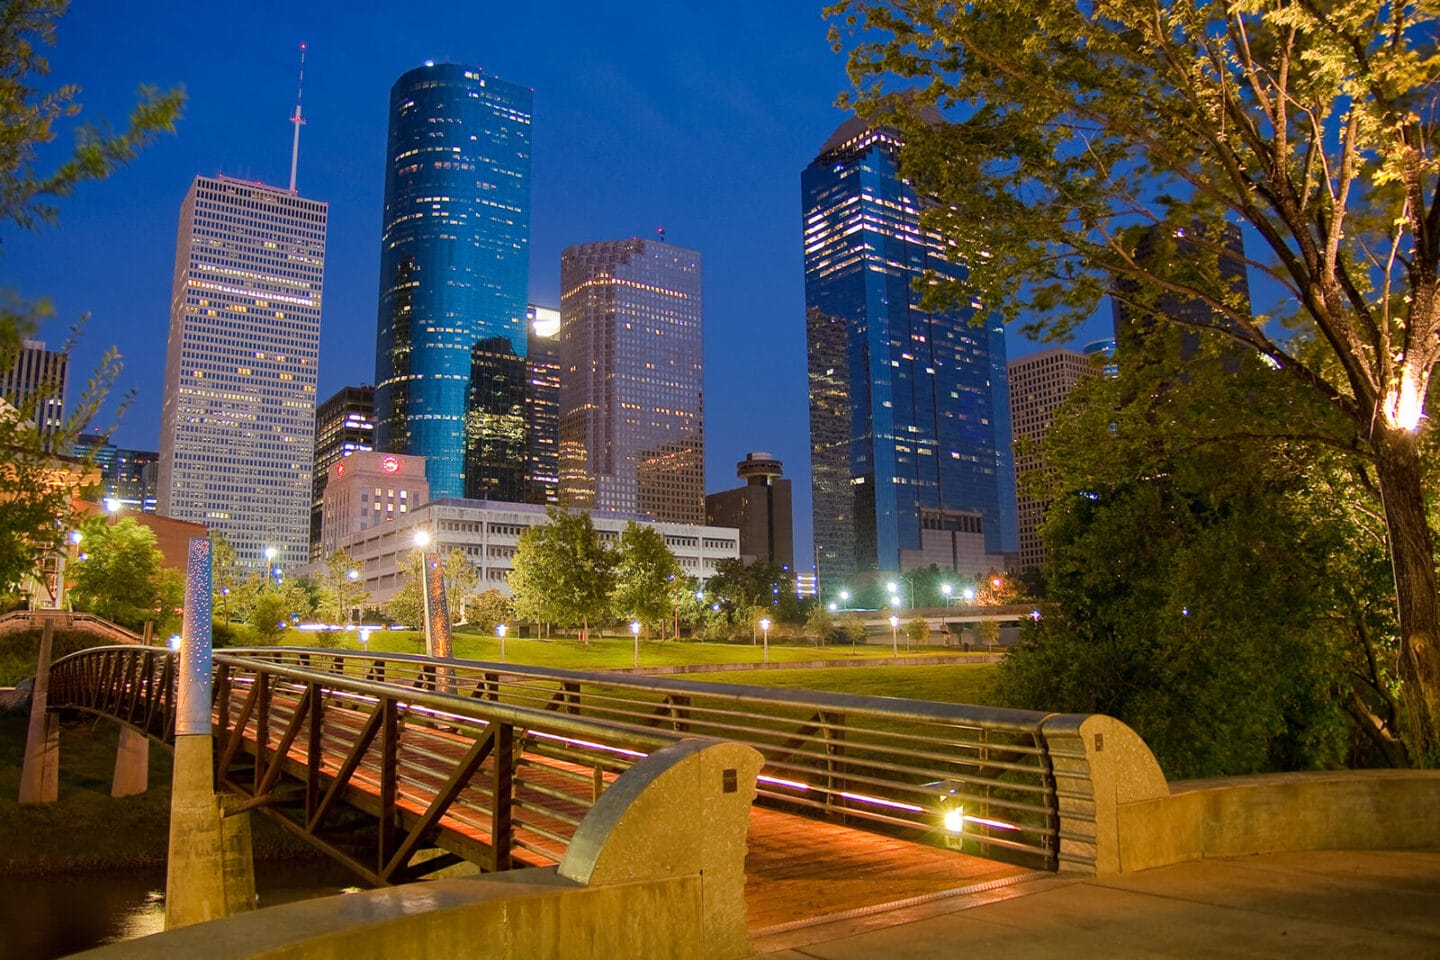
[
  {"xmin": 345, "ymin": 568, "xmax": 359, "ymax": 627},
  {"xmin": 838, "ymin": 589, "xmax": 850, "ymax": 609},
  {"xmin": 759, "ymin": 617, "xmax": 770, "ymax": 663},
  {"xmin": 630, "ymin": 620, "xmax": 641, "ymax": 668},
  {"xmin": 889, "ymin": 614, "xmax": 899, "ymax": 658},
  {"xmin": 497, "ymin": 622, "xmax": 507, "ymax": 663},
  {"xmin": 941, "ymin": 583, "xmax": 953, "ymax": 605},
  {"xmin": 264, "ymin": 546, "xmax": 278, "ymax": 587}
]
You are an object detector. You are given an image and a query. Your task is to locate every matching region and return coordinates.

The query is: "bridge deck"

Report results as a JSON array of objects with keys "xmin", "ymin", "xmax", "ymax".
[{"xmin": 744, "ymin": 806, "xmax": 1030, "ymax": 931}]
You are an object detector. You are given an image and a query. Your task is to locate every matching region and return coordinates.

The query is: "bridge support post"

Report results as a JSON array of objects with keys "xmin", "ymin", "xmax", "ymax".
[
  {"xmin": 18, "ymin": 618, "xmax": 59, "ymax": 805},
  {"xmin": 165, "ymin": 537, "xmax": 256, "ymax": 929},
  {"xmin": 111, "ymin": 723, "xmax": 150, "ymax": 798},
  {"xmin": 559, "ymin": 739, "xmax": 763, "ymax": 960}
]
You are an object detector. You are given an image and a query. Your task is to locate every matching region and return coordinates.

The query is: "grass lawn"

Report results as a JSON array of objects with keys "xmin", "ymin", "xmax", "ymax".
[{"xmin": 341, "ymin": 627, "xmax": 978, "ymax": 672}]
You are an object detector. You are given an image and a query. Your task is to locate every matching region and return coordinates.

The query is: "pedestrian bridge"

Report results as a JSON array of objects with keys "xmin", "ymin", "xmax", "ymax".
[
  {"xmin": 36, "ymin": 645, "xmax": 1440, "ymax": 958},
  {"xmin": 47, "ymin": 646, "xmax": 1127, "ymax": 884}
]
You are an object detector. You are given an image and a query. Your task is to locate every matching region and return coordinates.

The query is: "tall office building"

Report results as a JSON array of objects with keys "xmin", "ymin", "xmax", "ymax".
[
  {"xmin": 1009, "ymin": 348, "xmax": 1100, "ymax": 572},
  {"xmin": 524, "ymin": 305, "xmax": 561, "ymax": 505},
  {"xmin": 465, "ymin": 336, "xmax": 527, "ymax": 501},
  {"xmin": 803, "ymin": 118, "xmax": 1017, "ymax": 587},
  {"xmin": 373, "ymin": 63, "xmax": 533, "ymax": 500},
  {"xmin": 310, "ymin": 385, "xmax": 375, "ymax": 560},
  {"xmin": 705, "ymin": 452, "xmax": 795, "ymax": 570},
  {"xmin": 558, "ymin": 238, "xmax": 704, "ymax": 524},
  {"xmin": 1111, "ymin": 222, "xmax": 1251, "ymax": 356},
  {"xmin": 1, "ymin": 338, "xmax": 68, "ymax": 447},
  {"xmin": 157, "ymin": 174, "xmax": 327, "ymax": 571}
]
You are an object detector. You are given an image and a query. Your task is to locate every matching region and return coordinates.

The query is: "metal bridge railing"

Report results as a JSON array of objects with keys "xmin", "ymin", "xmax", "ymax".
[
  {"xmin": 226, "ymin": 648, "xmax": 1084, "ymax": 871},
  {"xmin": 47, "ymin": 647, "xmax": 693, "ymax": 885}
]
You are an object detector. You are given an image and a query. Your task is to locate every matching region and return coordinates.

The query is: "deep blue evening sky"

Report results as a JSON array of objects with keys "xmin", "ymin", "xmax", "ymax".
[{"xmin": 7, "ymin": 2, "xmax": 1099, "ymax": 569}]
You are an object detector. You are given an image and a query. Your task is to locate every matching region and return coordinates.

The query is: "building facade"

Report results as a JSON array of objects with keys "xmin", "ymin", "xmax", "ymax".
[
  {"xmin": 373, "ymin": 63, "xmax": 533, "ymax": 500},
  {"xmin": 1, "ymin": 338, "xmax": 68, "ymax": 447},
  {"xmin": 310, "ymin": 385, "xmax": 376, "ymax": 560},
  {"xmin": 464, "ymin": 336, "xmax": 527, "ymax": 502},
  {"xmin": 74, "ymin": 434, "xmax": 160, "ymax": 512},
  {"xmin": 325, "ymin": 496, "xmax": 739, "ymax": 606},
  {"xmin": 157, "ymin": 174, "xmax": 327, "ymax": 571},
  {"xmin": 525, "ymin": 305, "xmax": 561, "ymax": 506},
  {"xmin": 319, "ymin": 449, "xmax": 430, "ymax": 558},
  {"xmin": 704, "ymin": 451, "xmax": 794, "ymax": 570},
  {"xmin": 802, "ymin": 118, "xmax": 1017, "ymax": 588},
  {"xmin": 558, "ymin": 238, "xmax": 704, "ymax": 524},
  {"xmin": 1008, "ymin": 348, "xmax": 1100, "ymax": 572}
]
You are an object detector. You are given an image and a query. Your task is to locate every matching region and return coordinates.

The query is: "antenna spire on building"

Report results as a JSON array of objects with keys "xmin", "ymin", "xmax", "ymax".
[{"xmin": 288, "ymin": 42, "xmax": 307, "ymax": 193}]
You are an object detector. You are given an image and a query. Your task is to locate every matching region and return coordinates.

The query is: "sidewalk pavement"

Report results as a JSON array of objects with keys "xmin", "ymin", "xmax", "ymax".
[{"xmin": 750, "ymin": 848, "xmax": 1440, "ymax": 959}]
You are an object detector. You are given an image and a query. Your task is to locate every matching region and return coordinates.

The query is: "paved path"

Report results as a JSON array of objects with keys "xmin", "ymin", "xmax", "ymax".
[{"xmin": 751, "ymin": 848, "xmax": 1440, "ymax": 958}]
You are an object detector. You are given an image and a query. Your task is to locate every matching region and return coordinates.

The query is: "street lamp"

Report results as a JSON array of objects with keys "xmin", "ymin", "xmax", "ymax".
[
  {"xmin": 963, "ymin": 587, "xmax": 975, "ymax": 603},
  {"xmin": 630, "ymin": 620, "xmax": 641, "ymax": 668},
  {"xmin": 838, "ymin": 589, "xmax": 850, "ymax": 609},
  {"xmin": 497, "ymin": 622, "xmax": 507, "ymax": 663},
  {"xmin": 345, "ymin": 569, "xmax": 359, "ymax": 627},
  {"xmin": 941, "ymin": 583, "xmax": 953, "ymax": 605},
  {"xmin": 889, "ymin": 614, "xmax": 899, "ymax": 658},
  {"xmin": 759, "ymin": 617, "xmax": 771, "ymax": 663},
  {"xmin": 264, "ymin": 546, "xmax": 278, "ymax": 587}
]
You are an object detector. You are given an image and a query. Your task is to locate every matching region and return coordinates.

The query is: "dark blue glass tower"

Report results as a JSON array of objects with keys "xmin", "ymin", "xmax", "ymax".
[
  {"xmin": 803, "ymin": 118, "xmax": 1018, "ymax": 586},
  {"xmin": 374, "ymin": 63, "xmax": 532, "ymax": 499}
]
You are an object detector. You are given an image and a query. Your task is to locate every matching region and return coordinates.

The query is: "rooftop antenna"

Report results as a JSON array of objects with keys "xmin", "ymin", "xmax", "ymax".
[
  {"xmin": 657, "ymin": 226, "xmax": 666, "ymax": 243},
  {"xmin": 288, "ymin": 43, "xmax": 307, "ymax": 193}
]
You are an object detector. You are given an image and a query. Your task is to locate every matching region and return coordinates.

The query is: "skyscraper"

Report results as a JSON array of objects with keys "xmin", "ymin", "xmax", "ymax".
[
  {"xmin": 464, "ymin": 336, "xmax": 527, "ymax": 501},
  {"xmin": 310, "ymin": 385, "xmax": 375, "ymax": 560},
  {"xmin": 803, "ymin": 118, "xmax": 1017, "ymax": 587},
  {"xmin": 373, "ymin": 63, "xmax": 533, "ymax": 500},
  {"xmin": 1, "ymin": 338, "xmax": 68, "ymax": 447},
  {"xmin": 559, "ymin": 238, "xmax": 704, "ymax": 524},
  {"xmin": 1008, "ymin": 348, "xmax": 1100, "ymax": 572},
  {"xmin": 524, "ymin": 305, "xmax": 561, "ymax": 505},
  {"xmin": 157, "ymin": 174, "xmax": 327, "ymax": 570}
]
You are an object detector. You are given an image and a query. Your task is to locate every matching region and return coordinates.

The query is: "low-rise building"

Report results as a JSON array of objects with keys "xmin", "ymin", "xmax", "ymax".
[{"xmin": 315, "ymin": 449, "xmax": 739, "ymax": 604}]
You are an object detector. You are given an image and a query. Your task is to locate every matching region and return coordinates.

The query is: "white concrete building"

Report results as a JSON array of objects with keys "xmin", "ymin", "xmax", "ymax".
[
  {"xmin": 157, "ymin": 174, "xmax": 327, "ymax": 572},
  {"xmin": 329, "ymin": 496, "xmax": 739, "ymax": 605}
]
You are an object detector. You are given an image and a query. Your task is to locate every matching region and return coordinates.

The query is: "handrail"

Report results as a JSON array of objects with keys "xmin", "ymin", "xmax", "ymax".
[
  {"xmin": 45, "ymin": 645, "xmax": 1098, "ymax": 873},
  {"xmin": 223, "ymin": 648, "xmax": 1077, "ymax": 870},
  {"xmin": 46, "ymin": 646, "xmax": 698, "ymax": 884}
]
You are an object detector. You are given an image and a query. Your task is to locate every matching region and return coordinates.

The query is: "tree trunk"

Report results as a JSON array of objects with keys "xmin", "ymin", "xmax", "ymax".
[{"xmin": 1374, "ymin": 425, "xmax": 1440, "ymax": 765}]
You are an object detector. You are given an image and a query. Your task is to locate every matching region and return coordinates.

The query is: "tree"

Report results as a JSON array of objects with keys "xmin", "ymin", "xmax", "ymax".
[
  {"xmin": 805, "ymin": 604, "xmax": 835, "ymax": 646},
  {"xmin": 68, "ymin": 517, "xmax": 163, "ymax": 628},
  {"xmin": 385, "ymin": 550, "xmax": 425, "ymax": 629},
  {"xmin": 610, "ymin": 522, "xmax": 682, "ymax": 637},
  {"xmin": 508, "ymin": 507, "xmax": 615, "ymax": 644},
  {"xmin": 469, "ymin": 588, "xmax": 512, "ymax": 634},
  {"xmin": 905, "ymin": 616, "xmax": 929, "ymax": 650},
  {"xmin": 836, "ymin": 613, "xmax": 868, "ymax": 650},
  {"xmin": 315, "ymin": 548, "xmax": 365, "ymax": 625},
  {"xmin": 832, "ymin": 0, "xmax": 1440, "ymax": 762},
  {"xmin": 0, "ymin": 2, "xmax": 182, "ymax": 597},
  {"xmin": 441, "ymin": 548, "xmax": 479, "ymax": 624},
  {"xmin": 210, "ymin": 532, "xmax": 242, "ymax": 622},
  {"xmin": 997, "ymin": 347, "xmax": 1361, "ymax": 776}
]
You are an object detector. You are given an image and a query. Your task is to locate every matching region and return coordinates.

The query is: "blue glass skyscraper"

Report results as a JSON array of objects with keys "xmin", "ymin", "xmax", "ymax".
[
  {"xmin": 374, "ymin": 63, "xmax": 532, "ymax": 499},
  {"xmin": 803, "ymin": 118, "xmax": 1018, "ymax": 587}
]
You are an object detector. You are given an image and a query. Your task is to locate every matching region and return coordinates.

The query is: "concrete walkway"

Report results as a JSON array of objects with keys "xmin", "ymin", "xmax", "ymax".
[{"xmin": 750, "ymin": 848, "xmax": 1440, "ymax": 958}]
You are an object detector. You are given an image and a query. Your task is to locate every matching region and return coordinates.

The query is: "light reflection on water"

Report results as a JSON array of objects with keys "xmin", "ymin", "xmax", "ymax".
[{"xmin": 0, "ymin": 860, "xmax": 366, "ymax": 960}]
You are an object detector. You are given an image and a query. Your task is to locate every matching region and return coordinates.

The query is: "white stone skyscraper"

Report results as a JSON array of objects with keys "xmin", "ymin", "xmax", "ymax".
[{"xmin": 157, "ymin": 174, "xmax": 327, "ymax": 571}]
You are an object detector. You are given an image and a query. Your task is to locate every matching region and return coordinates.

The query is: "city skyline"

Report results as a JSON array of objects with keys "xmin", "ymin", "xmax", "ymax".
[{"xmin": 6, "ymin": 3, "xmax": 1111, "ymax": 570}]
